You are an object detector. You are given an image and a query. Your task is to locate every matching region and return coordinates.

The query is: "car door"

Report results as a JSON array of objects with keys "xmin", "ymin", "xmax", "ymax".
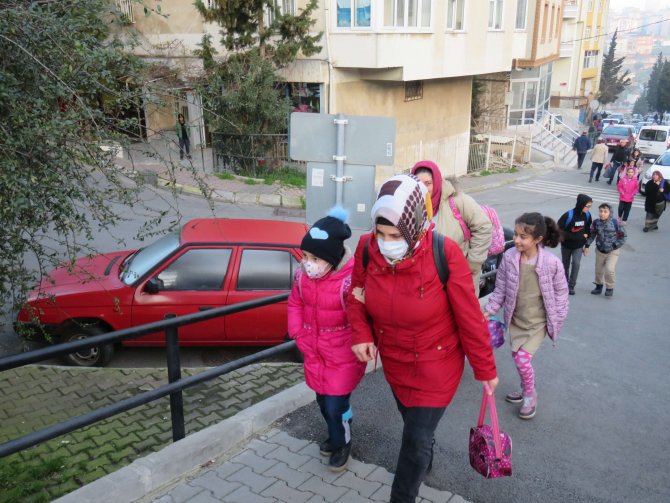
[
  {"xmin": 224, "ymin": 247, "xmax": 300, "ymax": 344},
  {"xmin": 129, "ymin": 246, "xmax": 233, "ymax": 345}
]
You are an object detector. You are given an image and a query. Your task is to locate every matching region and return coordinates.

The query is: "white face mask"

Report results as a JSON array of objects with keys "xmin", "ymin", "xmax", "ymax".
[
  {"xmin": 377, "ymin": 238, "xmax": 409, "ymax": 261},
  {"xmin": 302, "ymin": 260, "xmax": 332, "ymax": 279}
]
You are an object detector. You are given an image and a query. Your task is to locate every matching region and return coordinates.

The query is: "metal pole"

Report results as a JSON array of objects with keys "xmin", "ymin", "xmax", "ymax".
[
  {"xmin": 164, "ymin": 314, "xmax": 185, "ymax": 442},
  {"xmin": 510, "ymin": 134, "xmax": 517, "ymax": 170},
  {"xmin": 486, "ymin": 135, "xmax": 492, "ymax": 171},
  {"xmin": 334, "ymin": 114, "xmax": 347, "ymax": 206}
]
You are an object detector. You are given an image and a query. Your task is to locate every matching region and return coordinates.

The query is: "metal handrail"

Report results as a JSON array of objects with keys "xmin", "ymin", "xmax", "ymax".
[{"xmin": 0, "ymin": 292, "xmax": 290, "ymax": 459}]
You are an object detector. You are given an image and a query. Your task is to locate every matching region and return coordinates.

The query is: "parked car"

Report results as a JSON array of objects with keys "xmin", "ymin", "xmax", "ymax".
[
  {"xmin": 602, "ymin": 124, "xmax": 636, "ymax": 150},
  {"xmin": 638, "ymin": 150, "xmax": 670, "ymax": 195},
  {"xmin": 605, "ymin": 112, "xmax": 625, "ymax": 123},
  {"xmin": 15, "ymin": 219, "xmax": 310, "ymax": 366},
  {"xmin": 636, "ymin": 125, "xmax": 670, "ymax": 161}
]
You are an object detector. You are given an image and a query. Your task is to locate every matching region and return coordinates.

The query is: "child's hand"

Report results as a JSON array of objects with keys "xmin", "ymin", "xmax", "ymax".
[{"xmin": 352, "ymin": 287, "xmax": 365, "ymax": 304}]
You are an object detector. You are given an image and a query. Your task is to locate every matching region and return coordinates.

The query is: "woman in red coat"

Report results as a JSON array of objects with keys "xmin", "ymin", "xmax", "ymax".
[{"xmin": 349, "ymin": 174, "xmax": 498, "ymax": 503}]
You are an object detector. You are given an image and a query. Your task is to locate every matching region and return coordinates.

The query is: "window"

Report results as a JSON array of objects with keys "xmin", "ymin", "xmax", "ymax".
[
  {"xmin": 237, "ymin": 249, "xmax": 297, "ymax": 290},
  {"xmin": 585, "ymin": 27, "xmax": 591, "ymax": 39},
  {"xmin": 587, "ymin": 0, "xmax": 593, "ymax": 11},
  {"xmin": 266, "ymin": 0, "xmax": 295, "ymax": 25},
  {"xmin": 639, "ymin": 129, "xmax": 667, "ymax": 142},
  {"xmin": 541, "ymin": 2, "xmax": 548, "ymax": 41},
  {"xmin": 584, "ymin": 50, "xmax": 598, "ymax": 68},
  {"xmin": 446, "ymin": 0, "xmax": 465, "ymax": 31},
  {"xmin": 115, "ymin": 0, "xmax": 134, "ymax": 22},
  {"xmin": 337, "ymin": 0, "xmax": 371, "ymax": 27},
  {"xmin": 405, "ymin": 81, "xmax": 423, "ymax": 101},
  {"xmin": 156, "ymin": 249, "xmax": 232, "ymax": 291},
  {"xmin": 515, "ymin": 0, "xmax": 527, "ymax": 30},
  {"xmin": 488, "ymin": 0, "xmax": 503, "ymax": 30},
  {"xmin": 384, "ymin": 0, "xmax": 431, "ymax": 28}
]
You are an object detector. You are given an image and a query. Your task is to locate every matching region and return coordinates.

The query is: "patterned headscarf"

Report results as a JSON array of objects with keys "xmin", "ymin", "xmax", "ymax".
[{"xmin": 371, "ymin": 174, "xmax": 432, "ymax": 247}]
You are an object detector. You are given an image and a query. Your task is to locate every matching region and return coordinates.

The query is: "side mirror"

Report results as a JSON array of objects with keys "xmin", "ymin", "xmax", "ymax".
[{"xmin": 144, "ymin": 278, "xmax": 161, "ymax": 294}]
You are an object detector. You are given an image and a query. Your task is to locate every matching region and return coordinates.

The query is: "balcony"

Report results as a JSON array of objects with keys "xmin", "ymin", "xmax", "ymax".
[{"xmin": 563, "ymin": 0, "xmax": 578, "ymax": 18}]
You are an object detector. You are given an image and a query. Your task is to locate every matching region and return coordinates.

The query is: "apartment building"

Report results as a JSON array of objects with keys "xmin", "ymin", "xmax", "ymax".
[
  {"xmin": 551, "ymin": 0, "xmax": 610, "ymax": 105},
  {"xmin": 120, "ymin": 0, "xmax": 562, "ymax": 175}
]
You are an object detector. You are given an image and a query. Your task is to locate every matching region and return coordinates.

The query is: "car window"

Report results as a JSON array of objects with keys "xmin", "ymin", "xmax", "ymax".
[
  {"xmin": 121, "ymin": 232, "xmax": 180, "ymax": 285},
  {"xmin": 156, "ymin": 248, "xmax": 232, "ymax": 291},
  {"xmin": 604, "ymin": 126, "xmax": 627, "ymax": 135},
  {"xmin": 236, "ymin": 249, "xmax": 298, "ymax": 291},
  {"xmin": 656, "ymin": 153, "xmax": 670, "ymax": 166}
]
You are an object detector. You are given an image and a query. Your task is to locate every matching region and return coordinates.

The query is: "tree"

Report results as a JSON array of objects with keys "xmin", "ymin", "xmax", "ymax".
[
  {"xmin": 657, "ymin": 60, "xmax": 670, "ymax": 115},
  {"xmin": 632, "ymin": 95, "xmax": 650, "ymax": 116},
  {"xmin": 645, "ymin": 52, "xmax": 663, "ymax": 114},
  {"xmin": 597, "ymin": 30, "xmax": 631, "ymax": 106},
  {"xmin": 193, "ymin": 1, "xmax": 322, "ymax": 174},
  {"xmin": 0, "ymin": 1, "xmax": 183, "ymax": 324}
]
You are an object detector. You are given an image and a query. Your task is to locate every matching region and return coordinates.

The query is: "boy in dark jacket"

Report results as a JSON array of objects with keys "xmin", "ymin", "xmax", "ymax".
[
  {"xmin": 558, "ymin": 194, "xmax": 593, "ymax": 295},
  {"xmin": 584, "ymin": 203, "xmax": 627, "ymax": 297}
]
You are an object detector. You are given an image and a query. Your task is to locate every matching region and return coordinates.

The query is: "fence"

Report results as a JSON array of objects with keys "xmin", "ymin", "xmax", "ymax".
[{"xmin": 212, "ymin": 133, "xmax": 305, "ymax": 176}]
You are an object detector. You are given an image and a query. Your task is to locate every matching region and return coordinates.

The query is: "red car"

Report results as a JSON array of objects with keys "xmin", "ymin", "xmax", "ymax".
[
  {"xmin": 602, "ymin": 124, "xmax": 636, "ymax": 151},
  {"xmin": 15, "ymin": 219, "xmax": 309, "ymax": 367}
]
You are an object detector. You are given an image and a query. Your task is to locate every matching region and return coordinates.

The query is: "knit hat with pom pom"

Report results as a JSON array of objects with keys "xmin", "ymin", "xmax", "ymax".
[{"xmin": 301, "ymin": 207, "xmax": 352, "ymax": 267}]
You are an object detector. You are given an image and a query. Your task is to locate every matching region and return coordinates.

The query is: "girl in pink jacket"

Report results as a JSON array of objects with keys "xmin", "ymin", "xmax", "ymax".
[
  {"xmin": 287, "ymin": 208, "xmax": 366, "ymax": 472},
  {"xmin": 484, "ymin": 213, "xmax": 569, "ymax": 420},
  {"xmin": 617, "ymin": 166, "xmax": 639, "ymax": 222}
]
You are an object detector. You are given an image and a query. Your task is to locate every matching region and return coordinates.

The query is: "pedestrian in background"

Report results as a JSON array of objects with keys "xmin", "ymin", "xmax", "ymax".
[
  {"xmin": 617, "ymin": 167, "xmax": 638, "ymax": 222},
  {"xmin": 607, "ymin": 140, "xmax": 630, "ymax": 185},
  {"xmin": 484, "ymin": 213, "xmax": 569, "ymax": 420},
  {"xmin": 643, "ymin": 171, "xmax": 666, "ymax": 232},
  {"xmin": 585, "ymin": 203, "xmax": 627, "ymax": 297},
  {"xmin": 573, "ymin": 131, "xmax": 591, "ymax": 170},
  {"xmin": 557, "ymin": 194, "xmax": 593, "ymax": 295},
  {"xmin": 348, "ymin": 174, "xmax": 498, "ymax": 502},
  {"xmin": 411, "ymin": 161, "xmax": 492, "ymax": 295},
  {"xmin": 589, "ymin": 138, "xmax": 609, "ymax": 182},
  {"xmin": 175, "ymin": 113, "xmax": 191, "ymax": 160},
  {"xmin": 287, "ymin": 208, "xmax": 366, "ymax": 472}
]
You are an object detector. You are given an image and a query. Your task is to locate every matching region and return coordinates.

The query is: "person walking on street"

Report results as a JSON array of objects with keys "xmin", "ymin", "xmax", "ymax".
[
  {"xmin": 607, "ymin": 140, "xmax": 630, "ymax": 185},
  {"xmin": 348, "ymin": 174, "xmax": 498, "ymax": 503},
  {"xmin": 411, "ymin": 161, "xmax": 492, "ymax": 295},
  {"xmin": 589, "ymin": 138, "xmax": 609, "ymax": 182},
  {"xmin": 176, "ymin": 113, "xmax": 191, "ymax": 160},
  {"xmin": 573, "ymin": 131, "xmax": 591, "ymax": 169},
  {"xmin": 287, "ymin": 208, "xmax": 366, "ymax": 472},
  {"xmin": 557, "ymin": 194, "xmax": 593, "ymax": 295},
  {"xmin": 617, "ymin": 167, "xmax": 638, "ymax": 222},
  {"xmin": 585, "ymin": 203, "xmax": 627, "ymax": 297},
  {"xmin": 484, "ymin": 213, "xmax": 569, "ymax": 420},
  {"xmin": 643, "ymin": 171, "xmax": 667, "ymax": 232}
]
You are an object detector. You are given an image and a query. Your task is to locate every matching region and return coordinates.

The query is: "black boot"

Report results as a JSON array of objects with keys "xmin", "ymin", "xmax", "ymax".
[
  {"xmin": 605, "ymin": 288, "xmax": 614, "ymax": 297},
  {"xmin": 319, "ymin": 438, "xmax": 333, "ymax": 457},
  {"xmin": 591, "ymin": 284, "xmax": 603, "ymax": 295},
  {"xmin": 329, "ymin": 442, "xmax": 351, "ymax": 472}
]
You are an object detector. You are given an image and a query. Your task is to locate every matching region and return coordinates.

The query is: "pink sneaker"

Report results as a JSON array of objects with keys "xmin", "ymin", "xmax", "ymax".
[{"xmin": 519, "ymin": 392, "xmax": 537, "ymax": 420}]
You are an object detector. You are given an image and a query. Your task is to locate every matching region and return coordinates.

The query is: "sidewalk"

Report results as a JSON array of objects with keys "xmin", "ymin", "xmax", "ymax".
[{"xmin": 115, "ymin": 137, "xmax": 557, "ymax": 210}]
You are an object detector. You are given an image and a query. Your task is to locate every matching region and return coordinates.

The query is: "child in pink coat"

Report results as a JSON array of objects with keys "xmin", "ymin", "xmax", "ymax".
[
  {"xmin": 287, "ymin": 208, "xmax": 366, "ymax": 472},
  {"xmin": 617, "ymin": 166, "xmax": 639, "ymax": 222}
]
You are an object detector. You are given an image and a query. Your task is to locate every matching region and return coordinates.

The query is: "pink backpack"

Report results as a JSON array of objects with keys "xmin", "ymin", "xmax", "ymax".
[{"xmin": 448, "ymin": 197, "xmax": 505, "ymax": 256}]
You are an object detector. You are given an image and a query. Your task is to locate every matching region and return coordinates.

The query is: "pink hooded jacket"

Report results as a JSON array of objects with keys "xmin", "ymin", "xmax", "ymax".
[
  {"xmin": 287, "ymin": 248, "xmax": 366, "ymax": 395},
  {"xmin": 617, "ymin": 175, "xmax": 638, "ymax": 203},
  {"xmin": 484, "ymin": 246, "xmax": 569, "ymax": 342}
]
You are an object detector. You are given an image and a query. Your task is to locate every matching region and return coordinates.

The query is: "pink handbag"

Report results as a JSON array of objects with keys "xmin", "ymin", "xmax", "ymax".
[{"xmin": 469, "ymin": 385, "xmax": 513, "ymax": 479}]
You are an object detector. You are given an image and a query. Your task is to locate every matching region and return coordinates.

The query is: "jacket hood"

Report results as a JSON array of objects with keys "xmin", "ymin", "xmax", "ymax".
[
  {"xmin": 575, "ymin": 193, "xmax": 593, "ymax": 213},
  {"xmin": 441, "ymin": 178, "xmax": 458, "ymax": 198},
  {"xmin": 411, "ymin": 160, "xmax": 443, "ymax": 213},
  {"xmin": 333, "ymin": 246, "xmax": 353, "ymax": 274}
]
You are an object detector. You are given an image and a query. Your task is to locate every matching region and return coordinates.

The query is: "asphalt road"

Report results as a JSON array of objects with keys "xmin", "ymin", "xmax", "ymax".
[{"xmin": 281, "ymin": 168, "xmax": 670, "ymax": 503}]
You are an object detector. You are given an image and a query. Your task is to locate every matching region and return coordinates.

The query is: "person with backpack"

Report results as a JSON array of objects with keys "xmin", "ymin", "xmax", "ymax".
[
  {"xmin": 411, "ymin": 161, "xmax": 493, "ymax": 295},
  {"xmin": 348, "ymin": 174, "xmax": 498, "ymax": 503},
  {"xmin": 585, "ymin": 203, "xmax": 627, "ymax": 297},
  {"xmin": 287, "ymin": 208, "xmax": 367, "ymax": 472},
  {"xmin": 557, "ymin": 194, "xmax": 593, "ymax": 295},
  {"xmin": 484, "ymin": 213, "xmax": 569, "ymax": 420}
]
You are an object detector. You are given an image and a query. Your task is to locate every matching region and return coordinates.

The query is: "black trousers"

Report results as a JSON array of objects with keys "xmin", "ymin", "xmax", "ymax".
[
  {"xmin": 618, "ymin": 201, "xmax": 633, "ymax": 221},
  {"xmin": 589, "ymin": 162, "xmax": 603, "ymax": 181}
]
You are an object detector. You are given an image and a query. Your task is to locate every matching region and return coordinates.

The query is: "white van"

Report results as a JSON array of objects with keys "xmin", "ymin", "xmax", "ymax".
[{"xmin": 637, "ymin": 125, "xmax": 670, "ymax": 160}]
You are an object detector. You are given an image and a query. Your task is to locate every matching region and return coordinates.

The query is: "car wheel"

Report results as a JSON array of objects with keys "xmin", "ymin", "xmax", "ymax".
[
  {"xmin": 61, "ymin": 324, "xmax": 114, "ymax": 367},
  {"xmin": 284, "ymin": 334, "xmax": 304, "ymax": 364}
]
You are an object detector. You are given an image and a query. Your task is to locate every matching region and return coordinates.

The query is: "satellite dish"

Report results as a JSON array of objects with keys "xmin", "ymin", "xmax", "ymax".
[{"xmin": 589, "ymin": 99, "xmax": 600, "ymax": 110}]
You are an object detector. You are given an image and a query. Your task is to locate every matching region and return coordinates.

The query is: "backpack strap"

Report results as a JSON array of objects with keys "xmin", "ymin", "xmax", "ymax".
[
  {"xmin": 564, "ymin": 208, "xmax": 574, "ymax": 229},
  {"xmin": 432, "ymin": 233, "xmax": 450, "ymax": 287},
  {"xmin": 448, "ymin": 196, "xmax": 472, "ymax": 241}
]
